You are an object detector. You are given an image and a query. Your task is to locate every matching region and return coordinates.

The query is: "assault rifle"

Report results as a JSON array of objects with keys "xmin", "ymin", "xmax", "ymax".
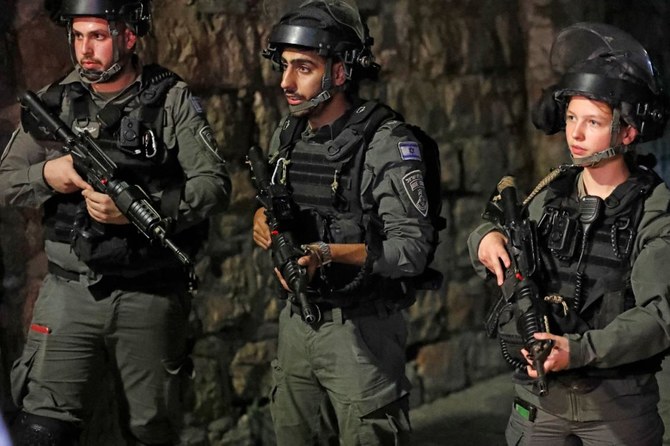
[
  {"xmin": 247, "ymin": 145, "xmax": 318, "ymax": 325},
  {"xmin": 487, "ymin": 176, "xmax": 554, "ymax": 396},
  {"xmin": 19, "ymin": 90, "xmax": 198, "ymax": 290}
]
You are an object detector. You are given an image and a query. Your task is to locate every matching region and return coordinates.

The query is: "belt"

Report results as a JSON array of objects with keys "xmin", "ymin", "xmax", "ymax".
[
  {"xmin": 290, "ymin": 300, "xmax": 393, "ymax": 323},
  {"xmin": 48, "ymin": 262, "xmax": 87, "ymax": 281},
  {"xmin": 48, "ymin": 261, "xmax": 187, "ymax": 293}
]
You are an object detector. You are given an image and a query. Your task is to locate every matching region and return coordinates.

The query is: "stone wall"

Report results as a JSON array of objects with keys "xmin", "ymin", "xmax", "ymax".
[{"xmin": 1, "ymin": 0, "xmax": 669, "ymax": 444}]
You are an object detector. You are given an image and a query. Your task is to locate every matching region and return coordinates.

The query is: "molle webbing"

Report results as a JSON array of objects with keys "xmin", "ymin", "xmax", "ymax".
[
  {"xmin": 541, "ymin": 215, "xmax": 631, "ymax": 316},
  {"xmin": 540, "ymin": 167, "xmax": 661, "ymax": 323},
  {"xmin": 289, "ymin": 141, "xmax": 347, "ymax": 210},
  {"xmin": 274, "ymin": 101, "xmax": 401, "ymax": 297},
  {"xmin": 278, "ymin": 101, "xmax": 399, "ymax": 215}
]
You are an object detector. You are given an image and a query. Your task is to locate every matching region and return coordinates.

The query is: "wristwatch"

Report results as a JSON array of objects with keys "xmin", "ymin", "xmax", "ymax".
[
  {"xmin": 302, "ymin": 241, "xmax": 332, "ymax": 266},
  {"xmin": 313, "ymin": 241, "xmax": 332, "ymax": 265}
]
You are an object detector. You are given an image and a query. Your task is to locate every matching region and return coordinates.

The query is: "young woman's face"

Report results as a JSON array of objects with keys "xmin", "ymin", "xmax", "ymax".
[{"xmin": 565, "ymin": 96, "xmax": 636, "ymax": 161}]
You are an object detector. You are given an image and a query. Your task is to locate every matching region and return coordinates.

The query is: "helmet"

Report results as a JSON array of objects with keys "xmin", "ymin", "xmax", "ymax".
[
  {"xmin": 262, "ymin": 0, "xmax": 379, "ymax": 114},
  {"xmin": 263, "ymin": 0, "xmax": 379, "ymax": 81},
  {"xmin": 57, "ymin": 0, "xmax": 152, "ymax": 36},
  {"xmin": 533, "ymin": 23, "xmax": 668, "ymax": 145}
]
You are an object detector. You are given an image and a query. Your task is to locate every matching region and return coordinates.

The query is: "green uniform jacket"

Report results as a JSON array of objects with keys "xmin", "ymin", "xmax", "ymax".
[
  {"xmin": 0, "ymin": 66, "xmax": 231, "ymax": 279},
  {"xmin": 468, "ymin": 170, "xmax": 670, "ymax": 421}
]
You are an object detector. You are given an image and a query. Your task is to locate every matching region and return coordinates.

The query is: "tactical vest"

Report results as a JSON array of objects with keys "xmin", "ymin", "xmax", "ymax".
[
  {"xmin": 272, "ymin": 101, "xmax": 408, "ymax": 305},
  {"xmin": 26, "ymin": 65, "xmax": 206, "ymax": 276},
  {"xmin": 537, "ymin": 166, "xmax": 665, "ymax": 376}
]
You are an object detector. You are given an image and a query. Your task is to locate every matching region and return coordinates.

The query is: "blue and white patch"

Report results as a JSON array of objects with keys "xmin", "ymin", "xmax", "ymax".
[
  {"xmin": 190, "ymin": 96, "xmax": 205, "ymax": 115},
  {"xmin": 402, "ymin": 170, "xmax": 429, "ymax": 217},
  {"xmin": 398, "ymin": 141, "xmax": 421, "ymax": 161}
]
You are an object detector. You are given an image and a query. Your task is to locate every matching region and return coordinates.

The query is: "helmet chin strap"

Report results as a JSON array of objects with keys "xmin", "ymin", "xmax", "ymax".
[
  {"xmin": 570, "ymin": 144, "xmax": 629, "ymax": 167},
  {"xmin": 76, "ymin": 62, "xmax": 123, "ymax": 84},
  {"xmin": 288, "ymin": 58, "xmax": 338, "ymax": 114},
  {"xmin": 288, "ymin": 89, "xmax": 334, "ymax": 114},
  {"xmin": 570, "ymin": 108, "xmax": 630, "ymax": 167}
]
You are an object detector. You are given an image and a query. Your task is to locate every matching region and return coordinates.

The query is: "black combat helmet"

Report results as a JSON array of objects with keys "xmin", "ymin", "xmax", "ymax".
[
  {"xmin": 263, "ymin": 0, "xmax": 379, "ymax": 112},
  {"xmin": 57, "ymin": 0, "xmax": 152, "ymax": 36},
  {"xmin": 54, "ymin": 0, "xmax": 152, "ymax": 83},
  {"xmin": 532, "ymin": 23, "xmax": 668, "ymax": 166}
]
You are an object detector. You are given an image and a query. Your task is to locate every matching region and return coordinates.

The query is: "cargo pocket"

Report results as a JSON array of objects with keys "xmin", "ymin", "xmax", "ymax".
[
  {"xmin": 505, "ymin": 407, "xmax": 528, "ymax": 446},
  {"xmin": 384, "ymin": 410, "xmax": 411, "ymax": 446},
  {"xmin": 356, "ymin": 397, "xmax": 411, "ymax": 446},
  {"xmin": 10, "ymin": 341, "xmax": 39, "ymax": 406},
  {"xmin": 269, "ymin": 358, "xmax": 283, "ymax": 404}
]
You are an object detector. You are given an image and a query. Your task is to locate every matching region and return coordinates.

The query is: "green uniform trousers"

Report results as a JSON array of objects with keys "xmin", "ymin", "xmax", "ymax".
[
  {"xmin": 506, "ymin": 400, "xmax": 664, "ymax": 446},
  {"xmin": 270, "ymin": 304, "xmax": 412, "ymax": 445},
  {"xmin": 11, "ymin": 273, "xmax": 191, "ymax": 444}
]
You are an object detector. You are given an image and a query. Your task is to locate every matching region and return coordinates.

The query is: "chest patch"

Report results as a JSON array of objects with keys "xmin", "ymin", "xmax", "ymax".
[{"xmin": 402, "ymin": 170, "xmax": 428, "ymax": 217}]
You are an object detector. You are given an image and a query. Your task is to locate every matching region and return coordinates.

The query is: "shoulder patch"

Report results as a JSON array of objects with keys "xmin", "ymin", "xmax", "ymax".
[
  {"xmin": 398, "ymin": 141, "xmax": 422, "ymax": 161},
  {"xmin": 190, "ymin": 96, "xmax": 205, "ymax": 115},
  {"xmin": 199, "ymin": 125, "xmax": 223, "ymax": 162},
  {"xmin": 402, "ymin": 170, "xmax": 429, "ymax": 217}
]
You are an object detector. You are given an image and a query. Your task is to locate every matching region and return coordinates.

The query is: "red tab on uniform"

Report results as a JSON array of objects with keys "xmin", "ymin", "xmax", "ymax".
[{"xmin": 30, "ymin": 323, "xmax": 51, "ymax": 335}]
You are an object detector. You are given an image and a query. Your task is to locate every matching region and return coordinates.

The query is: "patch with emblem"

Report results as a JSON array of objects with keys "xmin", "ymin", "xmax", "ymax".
[
  {"xmin": 199, "ymin": 126, "xmax": 224, "ymax": 162},
  {"xmin": 190, "ymin": 96, "xmax": 205, "ymax": 115},
  {"xmin": 402, "ymin": 170, "xmax": 429, "ymax": 217},
  {"xmin": 398, "ymin": 141, "xmax": 421, "ymax": 161}
]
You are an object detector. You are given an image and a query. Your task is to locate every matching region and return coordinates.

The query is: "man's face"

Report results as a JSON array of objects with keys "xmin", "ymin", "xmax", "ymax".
[
  {"xmin": 280, "ymin": 47, "xmax": 329, "ymax": 117},
  {"xmin": 71, "ymin": 17, "xmax": 136, "ymax": 74}
]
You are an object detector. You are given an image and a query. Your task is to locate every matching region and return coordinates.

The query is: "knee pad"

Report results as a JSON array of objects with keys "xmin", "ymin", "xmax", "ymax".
[{"xmin": 11, "ymin": 412, "xmax": 80, "ymax": 446}]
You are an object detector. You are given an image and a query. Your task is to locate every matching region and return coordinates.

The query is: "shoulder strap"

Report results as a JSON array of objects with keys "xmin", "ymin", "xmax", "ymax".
[
  {"xmin": 138, "ymin": 64, "xmax": 181, "ymax": 137},
  {"xmin": 277, "ymin": 100, "xmax": 400, "ymax": 161},
  {"xmin": 326, "ymin": 100, "xmax": 399, "ymax": 162},
  {"xmin": 541, "ymin": 166, "xmax": 580, "ymax": 207},
  {"xmin": 139, "ymin": 64, "xmax": 181, "ymax": 106},
  {"xmin": 139, "ymin": 65, "xmax": 183, "ymax": 219},
  {"xmin": 347, "ymin": 100, "xmax": 401, "ymax": 145},
  {"xmin": 41, "ymin": 76, "xmax": 68, "ymax": 109},
  {"xmin": 277, "ymin": 115, "xmax": 308, "ymax": 158}
]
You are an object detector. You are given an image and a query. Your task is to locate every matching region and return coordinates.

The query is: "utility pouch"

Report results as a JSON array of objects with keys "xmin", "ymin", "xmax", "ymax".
[
  {"xmin": 497, "ymin": 304, "xmax": 527, "ymax": 364},
  {"xmin": 547, "ymin": 210, "xmax": 579, "ymax": 258},
  {"xmin": 71, "ymin": 203, "xmax": 135, "ymax": 268},
  {"xmin": 513, "ymin": 397, "xmax": 537, "ymax": 422}
]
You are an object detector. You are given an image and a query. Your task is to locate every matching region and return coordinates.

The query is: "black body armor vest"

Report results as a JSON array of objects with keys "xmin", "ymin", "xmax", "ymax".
[
  {"xmin": 28, "ymin": 65, "xmax": 206, "ymax": 277},
  {"xmin": 272, "ymin": 101, "xmax": 405, "ymax": 305},
  {"xmin": 537, "ymin": 166, "xmax": 665, "ymax": 376}
]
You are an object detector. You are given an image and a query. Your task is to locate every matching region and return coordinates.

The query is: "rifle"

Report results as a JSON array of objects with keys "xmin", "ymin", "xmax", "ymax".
[
  {"xmin": 246, "ymin": 145, "xmax": 318, "ymax": 325},
  {"xmin": 488, "ymin": 176, "xmax": 554, "ymax": 396},
  {"xmin": 19, "ymin": 90, "xmax": 198, "ymax": 291}
]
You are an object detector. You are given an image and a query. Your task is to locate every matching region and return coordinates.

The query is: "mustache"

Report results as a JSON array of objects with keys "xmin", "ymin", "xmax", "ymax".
[{"xmin": 282, "ymin": 89, "xmax": 303, "ymax": 99}]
